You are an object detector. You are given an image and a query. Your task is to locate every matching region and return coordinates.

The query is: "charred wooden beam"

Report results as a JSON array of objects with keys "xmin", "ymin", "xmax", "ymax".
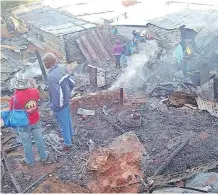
[
  {"xmin": 23, "ymin": 173, "xmax": 48, "ymax": 193},
  {"xmin": 2, "ymin": 134, "xmax": 15, "ymax": 145},
  {"xmin": 2, "ymin": 147, "xmax": 23, "ymax": 193},
  {"xmin": 153, "ymin": 138, "xmax": 190, "ymax": 176},
  {"xmin": 120, "ymin": 88, "xmax": 124, "ymax": 106},
  {"xmin": 5, "ymin": 144, "xmax": 21, "ymax": 153},
  {"xmin": 35, "ymin": 50, "xmax": 47, "ymax": 82}
]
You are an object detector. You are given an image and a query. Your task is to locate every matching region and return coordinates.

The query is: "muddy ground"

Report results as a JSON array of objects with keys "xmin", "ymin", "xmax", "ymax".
[{"xmin": 1, "ymin": 99, "xmax": 218, "ymax": 193}]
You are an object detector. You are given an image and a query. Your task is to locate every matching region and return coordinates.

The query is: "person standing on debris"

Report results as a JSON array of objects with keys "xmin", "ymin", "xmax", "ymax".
[
  {"xmin": 111, "ymin": 26, "xmax": 118, "ymax": 35},
  {"xmin": 113, "ymin": 40, "xmax": 123, "ymax": 68},
  {"xmin": 43, "ymin": 53, "xmax": 75, "ymax": 152},
  {"xmin": 9, "ymin": 70, "xmax": 48, "ymax": 166}
]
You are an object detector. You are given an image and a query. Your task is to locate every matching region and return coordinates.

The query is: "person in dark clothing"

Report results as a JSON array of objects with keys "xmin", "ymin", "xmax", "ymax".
[
  {"xmin": 43, "ymin": 53, "xmax": 75, "ymax": 152},
  {"xmin": 132, "ymin": 30, "xmax": 137, "ymax": 40},
  {"xmin": 179, "ymin": 26, "xmax": 201, "ymax": 55}
]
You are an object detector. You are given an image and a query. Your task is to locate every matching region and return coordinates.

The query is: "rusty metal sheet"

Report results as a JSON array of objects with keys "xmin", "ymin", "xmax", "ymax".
[
  {"xmin": 87, "ymin": 31, "xmax": 110, "ymax": 62},
  {"xmin": 96, "ymin": 27, "xmax": 114, "ymax": 59},
  {"xmin": 77, "ymin": 35, "xmax": 96, "ymax": 61},
  {"xmin": 76, "ymin": 27, "xmax": 113, "ymax": 62}
]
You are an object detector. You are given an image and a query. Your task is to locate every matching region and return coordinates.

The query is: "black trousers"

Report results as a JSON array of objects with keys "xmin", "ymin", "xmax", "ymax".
[{"xmin": 115, "ymin": 55, "xmax": 121, "ymax": 68}]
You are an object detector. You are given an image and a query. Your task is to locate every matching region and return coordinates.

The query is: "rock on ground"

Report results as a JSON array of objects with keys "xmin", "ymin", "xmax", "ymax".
[{"xmin": 87, "ymin": 131, "xmax": 147, "ymax": 193}]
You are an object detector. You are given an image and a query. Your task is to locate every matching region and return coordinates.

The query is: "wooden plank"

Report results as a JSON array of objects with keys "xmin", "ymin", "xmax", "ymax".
[
  {"xmin": 2, "ymin": 147, "xmax": 23, "ymax": 193},
  {"xmin": 153, "ymin": 138, "xmax": 190, "ymax": 176}
]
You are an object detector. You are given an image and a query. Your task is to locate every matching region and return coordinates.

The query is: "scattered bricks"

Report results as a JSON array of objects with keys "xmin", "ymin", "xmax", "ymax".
[
  {"xmin": 70, "ymin": 89, "xmax": 120, "ymax": 111},
  {"xmin": 87, "ymin": 131, "xmax": 147, "ymax": 193}
]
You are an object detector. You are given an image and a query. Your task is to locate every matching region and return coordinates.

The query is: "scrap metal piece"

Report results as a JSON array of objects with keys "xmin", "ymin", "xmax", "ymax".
[
  {"xmin": 102, "ymin": 105, "xmax": 109, "ymax": 115},
  {"xmin": 87, "ymin": 139, "xmax": 95, "ymax": 153},
  {"xmin": 196, "ymin": 98, "xmax": 218, "ymax": 118},
  {"xmin": 196, "ymin": 98, "xmax": 218, "ymax": 111},
  {"xmin": 150, "ymin": 161, "xmax": 218, "ymax": 188},
  {"xmin": 77, "ymin": 108, "xmax": 95, "ymax": 116},
  {"xmin": 197, "ymin": 79, "xmax": 214, "ymax": 101}
]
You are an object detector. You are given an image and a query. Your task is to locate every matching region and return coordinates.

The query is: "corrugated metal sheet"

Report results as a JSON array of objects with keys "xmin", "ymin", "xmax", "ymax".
[
  {"xmin": 12, "ymin": 3, "xmax": 97, "ymax": 36},
  {"xmin": 76, "ymin": 27, "xmax": 113, "ymax": 62},
  {"xmin": 96, "ymin": 26, "xmax": 114, "ymax": 59},
  {"xmin": 196, "ymin": 98, "xmax": 218, "ymax": 111},
  {"xmin": 196, "ymin": 98, "xmax": 218, "ymax": 118},
  {"xmin": 146, "ymin": 24, "xmax": 180, "ymax": 51},
  {"xmin": 148, "ymin": 8, "xmax": 218, "ymax": 56},
  {"xmin": 197, "ymin": 79, "xmax": 214, "ymax": 101}
]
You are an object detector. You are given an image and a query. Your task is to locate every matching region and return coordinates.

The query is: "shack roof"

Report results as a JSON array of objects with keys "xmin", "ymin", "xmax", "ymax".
[
  {"xmin": 11, "ymin": 3, "xmax": 97, "ymax": 36},
  {"xmin": 43, "ymin": 0, "xmax": 128, "ymax": 24},
  {"xmin": 147, "ymin": 8, "xmax": 218, "ymax": 55},
  {"xmin": 116, "ymin": 7, "xmax": 218, "ymax": 56},
  {"xmin": 148, "ymin": 8, "xmax": 218, "ymax": 32}
]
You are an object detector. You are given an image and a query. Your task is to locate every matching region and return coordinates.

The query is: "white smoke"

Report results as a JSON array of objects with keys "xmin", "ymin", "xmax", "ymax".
[{"xmin": 110, "ymin": 40, "xmax": 159, "ymax": 90}]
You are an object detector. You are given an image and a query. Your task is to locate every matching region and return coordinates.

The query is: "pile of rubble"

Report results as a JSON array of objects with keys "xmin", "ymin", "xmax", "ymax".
[{"xmin": 1, "ymin": 15, "xmax": 218, "ymax": 194}]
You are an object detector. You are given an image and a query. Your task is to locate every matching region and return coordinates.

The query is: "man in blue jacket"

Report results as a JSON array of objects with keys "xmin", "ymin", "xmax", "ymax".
[{"xmin": 42, "ymin": 53, "xmax": 75, "ymax": 151}]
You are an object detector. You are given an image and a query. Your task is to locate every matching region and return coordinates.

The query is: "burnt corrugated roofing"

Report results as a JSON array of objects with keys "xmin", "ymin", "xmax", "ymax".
[
  {"xmin": 12, "ymin": 3, "xmax": 97, "ymax": 36},
  {"xmin": 148, "ymin": 8, "xmax": 218, "ymax": 55}
]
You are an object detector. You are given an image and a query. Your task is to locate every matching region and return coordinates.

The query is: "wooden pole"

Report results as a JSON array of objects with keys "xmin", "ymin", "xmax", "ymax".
[
  {"xmin": 120, "ymin": 88, "xmax": 124, "ymax": 106},
  {"xmin": 35, "ymin": 50, "xmax": 47, "ymax": 82}
]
